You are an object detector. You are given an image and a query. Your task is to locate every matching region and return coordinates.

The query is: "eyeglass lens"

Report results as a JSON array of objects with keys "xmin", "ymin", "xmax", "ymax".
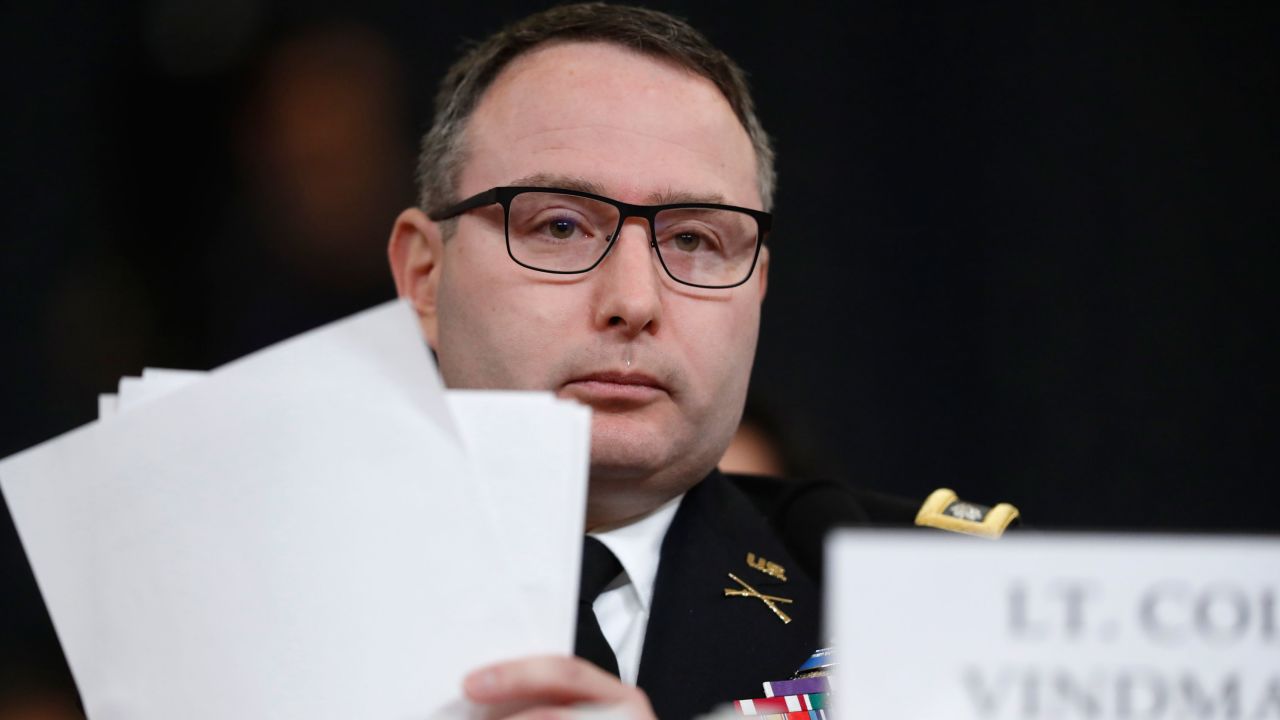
[{"xmin": 506, "ymin": 191, "xmax": 759, "ymax": 286}]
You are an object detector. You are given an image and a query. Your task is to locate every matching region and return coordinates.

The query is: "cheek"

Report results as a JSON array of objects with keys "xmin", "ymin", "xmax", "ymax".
[
  {"xmin": 434, "ymin": 248, "xmax": 512, "ymax": 386},
  {"xmin": 675, "ymin": 296, "xmax": 761, "ymax": 410},
  {"xmin": 435, "ymin": 251, "xmax": 580, "ymax": 389}
]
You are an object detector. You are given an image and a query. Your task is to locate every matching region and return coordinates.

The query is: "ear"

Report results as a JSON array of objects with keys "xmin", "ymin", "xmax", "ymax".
[
  {"xmin": 387, "ymin": 207, "xmax": 445, "ymax": 349},
  {"xmin": 754, "ymin": 245, "xmax": 770, "ymax": 301}
]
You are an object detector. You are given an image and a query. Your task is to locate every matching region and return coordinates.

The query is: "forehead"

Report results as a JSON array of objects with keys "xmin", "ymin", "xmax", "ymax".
[{"xmin": 458, "ymin": 41, "xmax": 761, "ymax": 209}]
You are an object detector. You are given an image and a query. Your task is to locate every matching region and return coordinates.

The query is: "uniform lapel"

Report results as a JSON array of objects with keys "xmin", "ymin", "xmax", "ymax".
[{"xmin": 636, "ymin": 471, "xmax": 819, "ymax": 720}]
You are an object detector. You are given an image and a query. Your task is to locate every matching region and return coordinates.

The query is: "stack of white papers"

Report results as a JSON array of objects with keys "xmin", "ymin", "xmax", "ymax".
[{"xmin": 0, "ymin": 301, "xmax": 592, "ymax": 720}]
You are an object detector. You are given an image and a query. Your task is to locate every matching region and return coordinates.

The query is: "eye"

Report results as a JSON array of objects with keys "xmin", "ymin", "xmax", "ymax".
[
  {"xmin": 672, "ymin": 232, "xmax": 703, "ymax": 252},
  {"xmin": 548, "ymin": 218, "xmax": 577, "ymax": 240}
]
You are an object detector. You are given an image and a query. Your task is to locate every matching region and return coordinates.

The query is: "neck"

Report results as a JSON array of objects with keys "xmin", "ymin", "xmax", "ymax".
[{"xmin": 584, "ymin": 467, "xmax": 715, "ymax": 532}]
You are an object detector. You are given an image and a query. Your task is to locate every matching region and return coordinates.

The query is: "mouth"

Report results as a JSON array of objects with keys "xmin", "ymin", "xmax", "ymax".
[{"xmin": 560, "ymin": 370, "xmax": 669, "ymax": 405}]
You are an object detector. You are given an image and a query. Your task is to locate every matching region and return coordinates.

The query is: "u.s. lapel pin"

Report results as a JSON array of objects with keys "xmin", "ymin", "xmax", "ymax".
[
  {"xmin": 746, "ymin": 552, "xmax": 787, "ymax": 582},
  {"xmin": 724, "ymin": 572, "xmax": 793, "ymax": 624}
]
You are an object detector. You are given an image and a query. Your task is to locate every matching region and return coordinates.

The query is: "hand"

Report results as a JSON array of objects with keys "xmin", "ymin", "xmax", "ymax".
[{"xmin": 463, "ymin": 655, "xmax": 657, "ymax": 720}]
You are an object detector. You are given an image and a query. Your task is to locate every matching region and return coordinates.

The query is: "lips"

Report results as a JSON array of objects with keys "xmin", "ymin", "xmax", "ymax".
[{"xmin": 561, "ymin": 370, "xmax": 669, "ymax": 404}]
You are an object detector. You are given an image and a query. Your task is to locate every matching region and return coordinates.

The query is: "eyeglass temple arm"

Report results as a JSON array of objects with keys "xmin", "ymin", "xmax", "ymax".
[{"xmin": 427, "ymin": 188, "xmax": 502, "ymax": 221}]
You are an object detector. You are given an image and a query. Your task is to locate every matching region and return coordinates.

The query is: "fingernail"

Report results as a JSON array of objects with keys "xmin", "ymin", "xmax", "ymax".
[{"xmin": 464, "ymin": 668, "xmax": 498, "ymax": 696}]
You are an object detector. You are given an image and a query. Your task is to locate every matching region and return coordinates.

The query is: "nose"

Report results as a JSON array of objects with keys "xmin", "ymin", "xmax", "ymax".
[{"xmin": 592, "ymin": 218, "xmax": 663, "ymax": 337}]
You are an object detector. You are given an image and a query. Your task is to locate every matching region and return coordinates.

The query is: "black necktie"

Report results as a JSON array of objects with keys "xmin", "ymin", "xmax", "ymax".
[{"xmin": 574, "ymin": 536, "xmax": 623, "ymax": 676}]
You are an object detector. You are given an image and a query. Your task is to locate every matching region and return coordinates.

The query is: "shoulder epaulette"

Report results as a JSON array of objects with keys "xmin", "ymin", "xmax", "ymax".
[{"xmin": 914, "ymin": 488, "xmax": 1019, "ymax": 538}]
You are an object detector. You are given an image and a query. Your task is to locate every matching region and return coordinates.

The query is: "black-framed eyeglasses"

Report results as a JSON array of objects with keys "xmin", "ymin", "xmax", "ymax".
[{"xmin": 427, "ymin": 186, "xmax": 772, "ymax": 289}]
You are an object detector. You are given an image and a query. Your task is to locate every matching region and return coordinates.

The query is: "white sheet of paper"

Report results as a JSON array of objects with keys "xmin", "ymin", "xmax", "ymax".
[
  {"xmin": 446, "ymin": 390, "xmax": 591, "ymax": 644},
  {"xmin": 827, "ymin": 531, "xmax": 1280, "ymax": 719},
  {"xmin": 1, "ymin": 301, "xmax": 545, "ymax": 720},
  {"xmin": 115, "ymin": 368, "xmax": 207, "ymax": 412},
  {"xmin": 97, "ymin": 393, "xmax": 117, "ymax": 419},
  {"xmin": 105, "ymin": 374, "xmax": 593, "ymax": 652}
]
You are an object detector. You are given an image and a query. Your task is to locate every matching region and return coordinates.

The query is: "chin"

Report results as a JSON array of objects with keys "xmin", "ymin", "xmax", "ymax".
[
  {"xmin": 587, "ymin": 416, "xmax": 718, "ymax": 487},
  {"xmin": 587, "ymin": 438, "xmax": 668, "ymax": 482}
]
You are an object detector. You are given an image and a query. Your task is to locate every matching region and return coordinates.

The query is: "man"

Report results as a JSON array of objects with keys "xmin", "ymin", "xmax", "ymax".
[{"xmin": 387, "ymin": 5, "xmax": 910, "ymax": 719}]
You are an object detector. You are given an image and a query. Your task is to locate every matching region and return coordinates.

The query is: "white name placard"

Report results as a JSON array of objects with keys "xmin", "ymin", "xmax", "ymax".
[{"xmin": 826, "ymin": 532, "xmax": 1279, "ymax": 719}]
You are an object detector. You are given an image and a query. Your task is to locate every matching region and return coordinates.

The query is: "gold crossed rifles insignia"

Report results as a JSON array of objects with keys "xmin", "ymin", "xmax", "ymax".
[{"xmin": 723, "ymin": 572, "xmax": 793, "ymax": 624}]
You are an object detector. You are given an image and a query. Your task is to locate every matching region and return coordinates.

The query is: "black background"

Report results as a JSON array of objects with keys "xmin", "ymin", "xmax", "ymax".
[{"xmin": 2, "ymin": 0, "xmax": 1276, "ymax": 709}]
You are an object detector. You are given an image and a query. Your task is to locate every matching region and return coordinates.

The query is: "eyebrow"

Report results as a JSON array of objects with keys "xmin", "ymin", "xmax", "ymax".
[
  {"xmin": 507, "ymin": 173, "xmax": 726, "ymax": 206},
  {"xmin": 647, "ymin": 188, "xmax": 726, "ymax": 205},
  {"xmin": 509, "ymin": 173, "xmax": 607, "ymax": 196}
]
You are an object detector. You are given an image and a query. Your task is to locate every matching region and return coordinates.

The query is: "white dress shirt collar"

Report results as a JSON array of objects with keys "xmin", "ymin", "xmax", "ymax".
[
  {"xmin": 590, "ymin": 493, "xmax": 683, "ymax": 612},
  {"xmin": 586, "ymin": 493, "xmax": 684, "ymax": 685}
]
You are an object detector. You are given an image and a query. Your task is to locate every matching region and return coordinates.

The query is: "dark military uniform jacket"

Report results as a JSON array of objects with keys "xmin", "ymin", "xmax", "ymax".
[{"xmin": 636, "ymin": 470, "xmax": 921, "ymax": 720}]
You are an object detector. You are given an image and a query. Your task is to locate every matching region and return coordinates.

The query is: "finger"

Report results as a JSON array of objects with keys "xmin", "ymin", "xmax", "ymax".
[{"xmin": 463, "ymin": 656, "xmax": 646, "ymax": 707}]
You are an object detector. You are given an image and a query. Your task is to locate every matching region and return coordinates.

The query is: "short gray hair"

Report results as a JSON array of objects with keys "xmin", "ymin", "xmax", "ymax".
[{"xmin": 416, "ymin": 3, "xmax": 775, "ymax": 220}]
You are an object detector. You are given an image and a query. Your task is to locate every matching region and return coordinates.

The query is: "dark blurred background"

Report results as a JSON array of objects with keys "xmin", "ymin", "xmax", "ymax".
[{"xmin": 1, "ymin": 1, "xmax": 1276, "ymax": 716}]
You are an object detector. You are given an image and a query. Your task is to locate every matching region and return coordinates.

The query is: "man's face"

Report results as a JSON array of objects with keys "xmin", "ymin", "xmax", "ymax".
[{"xmin": 392, "ymin": 41, "xmax": 768, "ymax": 526}]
